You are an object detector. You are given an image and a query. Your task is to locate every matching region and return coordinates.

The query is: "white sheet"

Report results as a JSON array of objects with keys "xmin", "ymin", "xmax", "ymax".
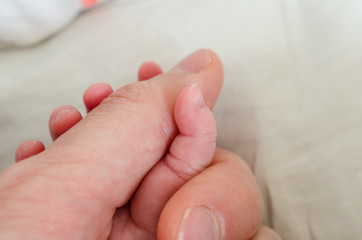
[{"xmin": 1, "ymin": 0, "xmax": 362, "ymax": 239}]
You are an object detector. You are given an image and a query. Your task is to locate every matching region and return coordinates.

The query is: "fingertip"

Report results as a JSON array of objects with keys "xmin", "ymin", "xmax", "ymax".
[
  {"xmin": 15, "ymin": 140, "xmax": 45, "ymax": 162},
  {"xmin": 138, "ymin": 61, "xmax": 163, "ymax": 81},
  {"xmin": 49, "ymin": 105, "xmax": 82, "ymax": 141},
  {"xmin": 83, "ymin": 83, "xmax": 113, "ymax": 112}
]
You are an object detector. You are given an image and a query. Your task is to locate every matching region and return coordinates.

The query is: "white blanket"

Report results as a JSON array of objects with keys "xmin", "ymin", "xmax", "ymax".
[{"xmin": 1, "ymin": 0, "xmax": 361, "ymax": 239}]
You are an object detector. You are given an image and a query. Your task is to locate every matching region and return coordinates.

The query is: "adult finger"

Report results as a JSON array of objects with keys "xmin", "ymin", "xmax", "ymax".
[
  {"xmin": 0, "ymin": 49, "xmax": 223, "ymax": 239},
  {"xmin": 42, "ymin": 49, "xmax": 223, "ymax": 208}
]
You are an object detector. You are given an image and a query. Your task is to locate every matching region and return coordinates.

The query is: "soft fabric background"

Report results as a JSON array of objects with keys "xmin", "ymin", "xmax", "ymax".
[{"xmin": 1, "ymin": 0, "xmax": 361, "ymax": 239}]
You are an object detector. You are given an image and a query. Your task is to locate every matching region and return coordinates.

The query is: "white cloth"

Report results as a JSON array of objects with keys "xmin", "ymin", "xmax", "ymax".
[
  {"xmin": 1, "ymin": 0, "xmax": 361, "ymax": 239},
  {"xmin": 0, "ymin": 0, "xmax": 110, "ymax": 48}
]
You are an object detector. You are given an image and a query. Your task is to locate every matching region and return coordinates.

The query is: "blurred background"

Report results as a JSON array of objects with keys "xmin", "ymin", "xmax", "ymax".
[{"xmin": 1, "ymin": 0, "xmax": 362, "ymax": 239}]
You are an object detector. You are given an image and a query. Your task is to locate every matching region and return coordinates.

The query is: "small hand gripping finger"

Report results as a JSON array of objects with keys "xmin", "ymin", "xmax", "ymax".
[{"xmin": 127, "ymin": 83, "xmax": 217, "ymax": 236}]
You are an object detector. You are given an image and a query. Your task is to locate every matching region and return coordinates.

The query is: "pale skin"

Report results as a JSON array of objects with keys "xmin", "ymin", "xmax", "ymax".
[{"xmin": 7, "ymin": 49, "xmax": 280, "ymax": 239}]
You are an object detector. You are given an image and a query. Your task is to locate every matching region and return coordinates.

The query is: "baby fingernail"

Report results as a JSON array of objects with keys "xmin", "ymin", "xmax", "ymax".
[
  {"xmin": 190, "ymin": 83, "xmax": 206, "ymax": 109},
  {"xmin": 178, "ymin": 206, "xmax": 220, "ymax": 240},
  {"xmin": 55, "ymin": 108, "xmax": 73, "ymax": 120}
]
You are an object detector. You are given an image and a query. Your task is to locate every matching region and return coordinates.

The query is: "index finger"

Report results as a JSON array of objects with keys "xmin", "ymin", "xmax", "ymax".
[{"xmin": 41, "ymin": 49, "xmax": 224, "ymax": 207}]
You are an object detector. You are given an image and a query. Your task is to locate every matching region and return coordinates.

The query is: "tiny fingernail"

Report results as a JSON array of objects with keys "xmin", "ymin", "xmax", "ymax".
[
  {"xmin": 190, "ymin": 83, "xmax": 206, "ymax": 109},
  {"xmin": 55, "ymin": 108, "xmax": 73, "ymax": 120},
  {"xmin": 175, "ymin": 49, "xmax": 212, "ymax": 74},
  {"xmin": 178, "ymin": 206, "xmax": 220, "ymax": 240}
]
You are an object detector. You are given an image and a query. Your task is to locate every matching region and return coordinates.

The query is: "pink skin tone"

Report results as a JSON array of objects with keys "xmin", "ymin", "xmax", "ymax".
[
  {"xmin": 15, "ymin": 62, "xmax": 160, "ymax": 161},
  {"xmin": 15, "ymin": 63, "xmax": 217, "ymax": 238},
  {"xmin": 10, "ymin": 50, "xmax": 280, "ymax": 239},
  {"xmin": 9, "ymin": 56, "xmax": 220, "ymax": 239}
]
